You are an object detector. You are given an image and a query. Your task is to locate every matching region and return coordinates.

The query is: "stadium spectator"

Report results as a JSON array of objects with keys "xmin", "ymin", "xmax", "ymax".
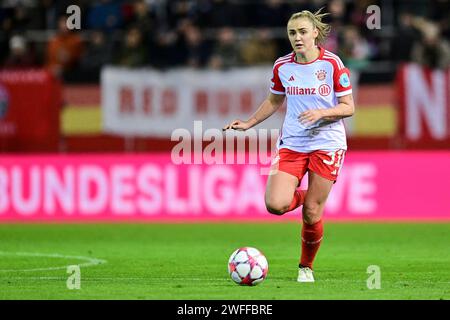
[
  {"xmin": 198, "ymin": 0, "xmax": 245, "ymax": 28},
  {"xmin": 429, "ymin": 0, "xmax": 449, "ymax": 39},
  {"xmin": 80, "ymin": 30, "xmax": 112, "ymax": 78},
  {"xmin": 165, "ymin": 0, "xmax": 198, "ymax": 29},
  {"xmin": 240, "ymin": 28, "xmax": 278, "ymax": 66},
  {"xmin": 254, "ymin": 0, "xmax": 291, "ymax": 27},
  {"xmin": 327, "ymin": 0, "xmax": 347, "ymax": 27},
  {"xmin": 129, "ymin": 0, "xmax": 157, "ymax": 34},
  {"xmin": 0, "ymin": 8, "xmax": 14, "ymax": 64},
  {"xmin": 1, "ymin": 0, "xmax": 445, "ymax": 82},
  {"xmin": 39, "ymin": 0, "xmax": 58, "ymax": 30},
  {"xmin": 339, "ymin": 25, "xmax": 371, "ymax": 99},
  {"xmin": 338, "ymin": 25, "xmax": 371, "ymax": 133},
  {"xmin": 3, "ymin": 34, "xmax": 37, "ymax": 68},
  {"xmin": 114, "ymin": 27, "xmax": 147, "ymax": 68},
  {"xmin": 208, "ymin": 27, "xmax": 241, "ymax": 70},
  {"xmin": 321, "ymin": 0, "xmax": 347, "ymax": 53},
  {"xmin": 181, "ymin": 23, "xmax": 210, "ymax": 68},
  {"xmin": 152, "ymin": 28, "xmax": 180, "ymax": 68},
  {"xmin": 45, "ymin": 15, "xmax": 83, "ymax": 78},
  {"xmin": 38, "ymin": 0, "xmax": 83, "ymax": 30},
  {"xmin": 392, "ymin": 12, "xmax": 416, "ymax": 64},
  {"xmin": 411, "ymin": 17, "xmax": 450, "ymax": 70},
  {"xmin": 86, "ymin": 0, "xmax": 124, "ymax": 32},
  {"xmin": 7, "ymin": 5, "xmax": 33, "ymax": 32},
  {"xmin": 349, "ymin": 0, "xmax": 374, "ymax": 30},
  {"xmin": 322, "ymin": 25, "xmax": 339, "ymax": 53}
]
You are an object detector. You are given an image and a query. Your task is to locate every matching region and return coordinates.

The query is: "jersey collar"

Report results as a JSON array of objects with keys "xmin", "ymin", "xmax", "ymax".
[{"xmin": 291, "ymin": 46, "xmax": 324, "ymax": 65}]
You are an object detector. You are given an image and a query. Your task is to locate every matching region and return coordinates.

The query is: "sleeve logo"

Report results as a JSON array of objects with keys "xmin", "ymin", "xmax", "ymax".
[{"xmin": 339, "ymin": 73, "xmax": 350, "ymax": 88}]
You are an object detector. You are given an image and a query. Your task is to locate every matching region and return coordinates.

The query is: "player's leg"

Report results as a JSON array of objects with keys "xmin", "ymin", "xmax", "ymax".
[
  {"xmin": 298, "ymin": 171, "xmax": 334, "ymax": 282},
  {"xmin": 265, "ymin": 170, "xmax": 300, "ymax": 215},
  {"xmin": 298, "ymin": 149, "xmax": 345, "ymax": 282},
  {"xmin": 302, "ymin": 171, "xmax": 333, "ymax": 224},
  {"xmin": 265, "ymin": 149, "xmax": 307, "ymax": 215}
]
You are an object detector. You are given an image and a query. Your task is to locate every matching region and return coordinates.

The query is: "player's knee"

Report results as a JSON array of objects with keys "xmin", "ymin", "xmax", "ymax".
[
  {"xmin": 302, "ymin": 201, "xmax": 322, "ymax": 223},
  {"xmin": 303, "ymin": 201, "xmax": 320, "ymax": 214},
  {"xmin": 265, "ymin": 198, "xmax": 289, "ymax": 215}
]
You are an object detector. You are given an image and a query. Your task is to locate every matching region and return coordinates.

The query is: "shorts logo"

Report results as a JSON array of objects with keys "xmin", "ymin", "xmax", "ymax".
[
  {"xmin": 315, "ymin": 69, "xmax": 327, "ymax": 81},
  {"xmin": 323, "ymin": 150, "xmax": 345, "ymax": 175},
  {"xmin": 339, "ymin": 73, "xmax": 350, "ymax": 88},
  {"xmin": 318, "ymin": 84, "xmax": 331, "ymax": 96}
]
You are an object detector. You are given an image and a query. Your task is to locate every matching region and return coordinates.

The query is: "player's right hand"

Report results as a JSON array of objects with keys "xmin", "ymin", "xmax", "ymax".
[{"xmin": 222, "ymin": 119, "xmax": 251, "ymax": 131}]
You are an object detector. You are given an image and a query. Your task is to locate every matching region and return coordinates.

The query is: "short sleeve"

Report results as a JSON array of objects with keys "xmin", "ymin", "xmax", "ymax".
[
  {"xmin": 270, "ymin": 65, "xmax": 285, "ymax": 95},
  {"xmin": 333, "ymin": 67, "xmax": 352, "ymax": 97}
]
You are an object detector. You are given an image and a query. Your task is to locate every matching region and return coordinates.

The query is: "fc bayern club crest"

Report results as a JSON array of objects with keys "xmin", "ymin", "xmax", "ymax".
[{"xmin": 315, "ymin": 69, "xmax": 327, "ymax": 81}]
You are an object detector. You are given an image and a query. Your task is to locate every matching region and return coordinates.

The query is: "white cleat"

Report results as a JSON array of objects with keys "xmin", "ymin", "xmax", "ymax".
[{"xmin": 297, "ymin": 267, "xmax": 315, "ymax": 282}]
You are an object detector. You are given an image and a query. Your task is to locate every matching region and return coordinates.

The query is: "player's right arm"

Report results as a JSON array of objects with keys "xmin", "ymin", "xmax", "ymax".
[{"xmin": 222, "ymin": 93, "xmax": 285, "ymax": 131}]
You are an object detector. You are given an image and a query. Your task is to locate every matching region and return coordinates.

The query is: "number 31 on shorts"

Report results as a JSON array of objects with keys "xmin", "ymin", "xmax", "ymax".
[{"xmin": 322, "ymin": 149, "xmax": 345, "ymax": 176}]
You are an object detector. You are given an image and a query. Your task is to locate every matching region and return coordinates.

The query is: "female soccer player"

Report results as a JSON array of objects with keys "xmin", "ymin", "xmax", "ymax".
[{"xmin": 223, "ymin": 9, "xmax": 354, "ymax": 282}]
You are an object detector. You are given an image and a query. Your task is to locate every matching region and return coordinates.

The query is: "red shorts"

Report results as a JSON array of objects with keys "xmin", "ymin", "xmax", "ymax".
[{"xmin": 271, "ymin": 148, "xmax": 346, "ymax": 182}]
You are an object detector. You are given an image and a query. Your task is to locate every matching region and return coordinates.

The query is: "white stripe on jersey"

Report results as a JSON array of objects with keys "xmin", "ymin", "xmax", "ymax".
[
  {"xmin": 274, "ymin": 60, "xmax": 291, "ymax": 69},
  {"xmin": 324, "ymin": 50, "xmax": 344, "ymax": 65},
  {"xmin": 323, "ymin": 55, "xmax": 344, "ymax": 70},
  {"xmin": 335, "ymin": 89, "xmax": 353, "ymax": 97},
  {"xmin": 274, "ymin": 56, "xmax": 291, "ymax": 64},
  {"xmin": 323, "ymin": 56, "xmax": 343, "ymax": 70},
  {"xmin": 275, "ymin": 53, "xmax": 293, "ymax": 63},
  {"xmin": 323, "ymin": 51, "xmax": 344, "ymax": 70},
  {"xmin": 274, "ymin": 55, "xmax": 293, "ymax": 68}
]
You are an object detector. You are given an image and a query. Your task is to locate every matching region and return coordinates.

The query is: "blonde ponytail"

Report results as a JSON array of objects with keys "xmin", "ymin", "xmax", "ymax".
[{"xmin": 288, "ymin": 8, "xmax": 331, "ymax": 44}]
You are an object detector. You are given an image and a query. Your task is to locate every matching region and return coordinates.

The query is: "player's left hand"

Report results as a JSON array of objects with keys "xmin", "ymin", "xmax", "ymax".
[{"xmin": 298, "ymin": 109, "xmax": 324, "ymax": 125}]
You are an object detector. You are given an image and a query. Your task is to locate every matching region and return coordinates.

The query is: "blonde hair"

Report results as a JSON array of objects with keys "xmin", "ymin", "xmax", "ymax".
[{"xmin": 288, "ymin": 8, "xmax": 331, "ymax": 45}]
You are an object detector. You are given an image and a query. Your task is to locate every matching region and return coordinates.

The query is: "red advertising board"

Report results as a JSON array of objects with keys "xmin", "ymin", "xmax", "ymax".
[
  {"xmin": 0, "ymin": 69, "xmax": 62, "ymax": 152},
  {"xmin": 0, "ymin": 152, "xmax": 449, "ymax": 222},
  {"xmin": 397, "ymin": 63, "xmax": 450, "ymax": 148}
]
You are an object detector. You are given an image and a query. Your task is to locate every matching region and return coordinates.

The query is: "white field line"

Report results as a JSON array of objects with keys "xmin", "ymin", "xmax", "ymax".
[
  {"xmin": 1, "ymin": 276, "xmax": 449, "ymax": 285},
  {"xmin": 0, "ymin": 251, "xmax": 107, "ymax": 272}
]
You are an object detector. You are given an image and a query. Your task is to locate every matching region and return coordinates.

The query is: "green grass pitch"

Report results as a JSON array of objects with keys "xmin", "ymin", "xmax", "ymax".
[{"xmin": 0, "ymin": 222, "xmax": 449, "ymax": 300}]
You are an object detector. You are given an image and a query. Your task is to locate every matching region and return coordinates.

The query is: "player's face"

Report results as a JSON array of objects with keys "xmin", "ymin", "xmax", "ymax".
[{"xmin": 287, "ymin": 18, "xmax": 318, "ymax": 54}]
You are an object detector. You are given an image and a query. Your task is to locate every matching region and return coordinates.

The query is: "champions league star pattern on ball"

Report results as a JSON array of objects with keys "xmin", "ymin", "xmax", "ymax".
[{"xmin": 228, "ymin": 247, "xmax": 269, "ymax": 286}]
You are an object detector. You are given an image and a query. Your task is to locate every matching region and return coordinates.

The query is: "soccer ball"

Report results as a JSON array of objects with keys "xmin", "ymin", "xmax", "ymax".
[{"xmin": 227, "ymin": 247, "xmax": 268, "ymax": 286}]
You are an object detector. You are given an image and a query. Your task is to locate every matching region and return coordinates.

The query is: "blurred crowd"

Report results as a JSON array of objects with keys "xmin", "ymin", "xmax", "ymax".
[{"xmin": 0, "ymin": 0, "xmax": 449, "ymax": 83}]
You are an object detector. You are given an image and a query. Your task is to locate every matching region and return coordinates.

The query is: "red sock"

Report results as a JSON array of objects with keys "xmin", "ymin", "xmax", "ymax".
[
  {"xmin": 300, "ymin": 219, "xmax": 323, "ymax": 269},
  {"xmin": 287, "ymin": 190, "xmax": 306, "ymax": 212}
]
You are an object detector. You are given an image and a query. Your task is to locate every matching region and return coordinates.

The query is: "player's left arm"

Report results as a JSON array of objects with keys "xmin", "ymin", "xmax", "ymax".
[
  {"xmin": 300, "ymin": 62, "xmax": 355, "ymax": 125},
  {"xmin": 299, "ymin": 94, "xmax": 355, "ymax": 125},
  {"xmin": 321, "ymin": 94, "xmax": 355, "ymax": 121}
]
